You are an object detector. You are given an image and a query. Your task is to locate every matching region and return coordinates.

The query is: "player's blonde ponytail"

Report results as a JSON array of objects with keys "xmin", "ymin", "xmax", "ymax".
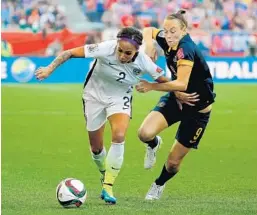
[{"xmin": 166, "ymin": 9, "xmax": 188, "ymax": 30}]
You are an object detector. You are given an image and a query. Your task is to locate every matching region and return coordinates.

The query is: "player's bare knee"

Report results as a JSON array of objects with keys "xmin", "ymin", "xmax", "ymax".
[
  {"xmin": 166, "ymin": 160, "xmax": 180, "ymax": 173},
  {"xmin": 112, "ymin": 130, "xmax": 126, "ymax": 143},
  {"xmin": 138, "ymin": 127, "xmax": 154, "ymax": 142}
]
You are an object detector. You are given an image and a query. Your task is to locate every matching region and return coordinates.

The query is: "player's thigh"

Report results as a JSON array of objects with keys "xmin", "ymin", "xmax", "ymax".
[
  {"xmin": 176, "ymin": 111, "xmax": 211, "ymax": 149},
  {"xmin": 138, "ymin": 111, "xmax": 168, "ymax": 141},
  {"xmin": 82, "ymin": 98, "xmax": 107, "ymax": 132},
  {"xmin": 107, "ymin": 98, "xmax": 131, "ymax": 142},
  {"xmin": 152, "ymin": 93, "xmax": 182, "ymax": 126},
  {"xmin": 82, "ymin": 98, "xmax": 107, "ymax": 151},
  {"xmin": 139, "ymin": 93, "xmax": 182, "ymax": 140}
]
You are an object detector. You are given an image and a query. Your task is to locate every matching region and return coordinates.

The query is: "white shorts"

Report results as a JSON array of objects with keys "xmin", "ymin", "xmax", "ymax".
[{"xmin": 82, "ymin": 96, "xmax": 132, "ymax": 131}]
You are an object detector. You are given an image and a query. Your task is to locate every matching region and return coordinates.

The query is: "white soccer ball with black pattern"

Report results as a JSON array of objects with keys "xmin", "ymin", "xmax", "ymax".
[{"xmin": 56, "ymin": 178, "xmax": 87, "ymax": 208}]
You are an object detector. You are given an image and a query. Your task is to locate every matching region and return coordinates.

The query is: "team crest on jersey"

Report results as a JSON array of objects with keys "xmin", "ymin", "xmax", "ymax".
[
  {"xmin": 173, "ymin": 56, "xmax": 178, "ymax": 63},
  {"xmin": 87, "ymin": 44, "xmax": 99, "ymax": 53},
  {"xmin": 176, "ymin": 48, "xmax": 184, "ymax": 60},
  {"xmin": 157, "ymin": 101, "xmax": 166, "ymax": 107},
  {"xmin": 133, "ymin": 68, "xmax": 141, "ymax": 75}
]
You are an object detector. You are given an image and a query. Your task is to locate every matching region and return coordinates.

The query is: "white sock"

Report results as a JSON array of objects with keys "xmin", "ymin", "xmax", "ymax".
[
  {"xmin": 104, "ymin": 142, "xmax": 124, "ymax": 185},
  {"xmin": 91, "ymin": 147, "xmax": 106, "ymax": 173}
]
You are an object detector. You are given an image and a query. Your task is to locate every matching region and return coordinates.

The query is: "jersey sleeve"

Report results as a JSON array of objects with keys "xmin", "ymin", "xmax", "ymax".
[
  {"xmin": 154, "ymin": 30, "xmax": 167, "ymax": 50},
  {"xmin": 141, "ymin": 53, "xmax": 164, "ymax": 80},
  {"xmin": 152, "ymin": 28, "xmax": 161, "ymax": 40},
  {"xmin": 176, "ymin": 43, "xmax": 195, "ymax": 67},
  {"xmin": 84, "ymin": 40, "xmax": 115, "ymax": 58}
]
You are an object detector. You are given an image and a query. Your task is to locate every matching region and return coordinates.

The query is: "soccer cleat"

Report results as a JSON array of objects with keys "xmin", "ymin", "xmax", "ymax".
[
  {"xmin": 145, "ymin": 182, "xmax": 165, "ymax": 200},
  {"xmin": 144, "ymin": 136, "xmax": 162, "ymax": 169},
  {"xmin": 101, "ymin": 185, "xmax": 116, "ymax": 204}
]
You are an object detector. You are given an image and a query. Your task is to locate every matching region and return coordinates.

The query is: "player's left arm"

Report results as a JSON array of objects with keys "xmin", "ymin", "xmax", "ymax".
[{"xmin": 137, "ymin": 46, "xmax": 195, "ymax": 92}]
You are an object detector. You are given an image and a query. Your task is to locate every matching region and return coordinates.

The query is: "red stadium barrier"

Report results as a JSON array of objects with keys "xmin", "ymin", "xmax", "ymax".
[{"xmin": 1, "ymin": 28, "xmax": 87, "ymax": 56}]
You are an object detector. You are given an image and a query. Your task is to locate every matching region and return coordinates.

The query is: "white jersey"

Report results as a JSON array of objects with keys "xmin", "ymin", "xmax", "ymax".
[{"xmin": 83, "ymin": 40, "xmax": 164, "ymax": 102}]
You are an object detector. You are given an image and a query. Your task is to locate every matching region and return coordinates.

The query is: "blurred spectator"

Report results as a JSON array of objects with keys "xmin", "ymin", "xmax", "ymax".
[
  {"xmin": 78, "ymin": 0, "xmax": 104, "ymax": 22},
  {"xmin": 2, "ymin": 0, "xmax": 257, "ymax": 57},
  {"xmin": 247, "ymin": 35, "xmax": 257, "ymax": 56},
  {"xmin": 1, "ymin": 40, "xmax": 13, "ymax": 57},
  {"xmin": 1, "ymin": 2, "xmax": 11, "ymax": 28},
  {"xmin": 1, "ymin": 0, "xmax": 67, "ymax": 32},
  {"xmin": 3, "ymin": 0, "xmax": 257, "ymax": 33},
  {"xmin": 101, "ymin": 22, "xmax": 119, "ymax": 40},
  {"xmin": 78, "ymin": 0, "xmax": 257, "ymax": 32},
  {"xmin": 45, "ymin": 39, "xmax": 63, "ymax": 56},
  {"xmin": 85, "ymin": 32, "xmax": 102, "ymax": 44}
]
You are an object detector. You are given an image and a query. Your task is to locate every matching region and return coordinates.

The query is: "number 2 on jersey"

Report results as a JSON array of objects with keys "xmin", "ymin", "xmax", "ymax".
[
  {"xmin": 123, "ymin": 96, "xmax": 131, "ymax": 110},
  {"xmin": 116, "ymin": 72, "xmax": 126, "ymax": 83}
]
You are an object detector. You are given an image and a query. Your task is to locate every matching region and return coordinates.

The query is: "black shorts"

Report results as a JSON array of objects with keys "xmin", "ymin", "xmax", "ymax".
[{"xmin": 153, "ymin": 93, "xmax": 211, "ymax": 149}]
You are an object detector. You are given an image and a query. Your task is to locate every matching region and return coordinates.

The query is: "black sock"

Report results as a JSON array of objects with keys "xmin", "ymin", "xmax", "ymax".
[
  {"xmin": 145, "ymin": 136, "xmax": 158, "ymax": 149},
  {"xmin": 92, "ymin": 149, "xmax": 102, "ymax": 155},
  {"xmin": 155, "ymin": 164, "xmax": 178, "ymax": 186}
]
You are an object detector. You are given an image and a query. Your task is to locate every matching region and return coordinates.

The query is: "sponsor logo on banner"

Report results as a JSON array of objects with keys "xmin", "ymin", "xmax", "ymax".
[
  {"xmin": 208, "ymin": 61, "xmax": 257, "ymax": 79},
  {"xmin": 11, "ymin": 57, "xmax": 36, "ymax": 82},
  {"xmin": 2, "ymin": 56, "xmax": 256, "ymax": 83}
]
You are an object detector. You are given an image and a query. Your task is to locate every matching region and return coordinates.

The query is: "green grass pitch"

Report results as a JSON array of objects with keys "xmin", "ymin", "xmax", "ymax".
[{"xmin": 1, "ymin": 84, "xmax": 257, "ymax": 215}]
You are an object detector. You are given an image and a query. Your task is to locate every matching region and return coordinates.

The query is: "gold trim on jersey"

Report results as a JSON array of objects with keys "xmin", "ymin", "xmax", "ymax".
[
  {"xmin": 152, "ymin": 29, "xmax": 161, "ymax": 40},
  {"xmin": 168, "ymin": 44, "xmax": 178, "ymax": 51},
  {"xmin": 177, "ymin": 59, "xmax": 194, "ymax": 67}
]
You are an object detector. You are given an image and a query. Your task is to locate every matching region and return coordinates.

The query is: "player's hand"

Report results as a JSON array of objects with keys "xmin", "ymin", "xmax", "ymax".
[
  {"xmin": 174, "ymin": 92, "xmax": 199, "ymax": 106},
  {"xmin": 35, "ymin": 66, "xmax": 52, "ymax": 81},
  {"xmin": 136, "ymin": 80, "xmax": 153, "ymax": 93},
  {"xmin": 145, "ymin": 43, "xmax": 157, "ymax": 62}
]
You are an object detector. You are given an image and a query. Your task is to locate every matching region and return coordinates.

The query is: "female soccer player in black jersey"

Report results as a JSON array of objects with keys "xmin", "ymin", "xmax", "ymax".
[{"xmin": 136, "ymin": 10, "xmax": 216, "ymax": 200}]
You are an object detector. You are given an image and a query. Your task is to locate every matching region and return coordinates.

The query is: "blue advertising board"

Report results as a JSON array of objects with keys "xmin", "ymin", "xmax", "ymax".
[{"xmin": 1, "ymin": 56, "xmax": 257, "ymax": 83}]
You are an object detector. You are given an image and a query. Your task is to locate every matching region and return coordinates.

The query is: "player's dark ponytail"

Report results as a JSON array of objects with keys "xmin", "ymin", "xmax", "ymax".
[
  {"xmin": 166, "ymin": 9, "xmax": 188, "ymax": 29},
  {"xmin": 117, "ymin": 27, "xmax": 143, "ymax": 49}
]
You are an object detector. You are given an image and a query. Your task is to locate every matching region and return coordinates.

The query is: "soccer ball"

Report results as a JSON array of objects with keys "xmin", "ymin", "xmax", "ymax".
[{"xmin": 56, "ymin": 178, "xmax": 87, "ymax": 208}]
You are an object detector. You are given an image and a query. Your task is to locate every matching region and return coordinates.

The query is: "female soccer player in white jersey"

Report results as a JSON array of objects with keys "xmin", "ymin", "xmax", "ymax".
[{"xmin": 35, "ymin": 27, "xmax": 196, "ymax": 204}]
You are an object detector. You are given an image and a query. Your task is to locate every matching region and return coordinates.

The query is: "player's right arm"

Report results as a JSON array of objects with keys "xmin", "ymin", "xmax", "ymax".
[
  {"xmin": 35, "ymin": 41, "xmax": 112, "ymax": 81},
  {"xmin": 143, "ymin": 27, "xmax": 161, "ymax": 61},
  {"xmin": 143, "ymin": 27, "xmax": 161, "ymax": 42},
  {"xmin": 35, "ymin": 47, "xmax": 86, "ymax": 81}
]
